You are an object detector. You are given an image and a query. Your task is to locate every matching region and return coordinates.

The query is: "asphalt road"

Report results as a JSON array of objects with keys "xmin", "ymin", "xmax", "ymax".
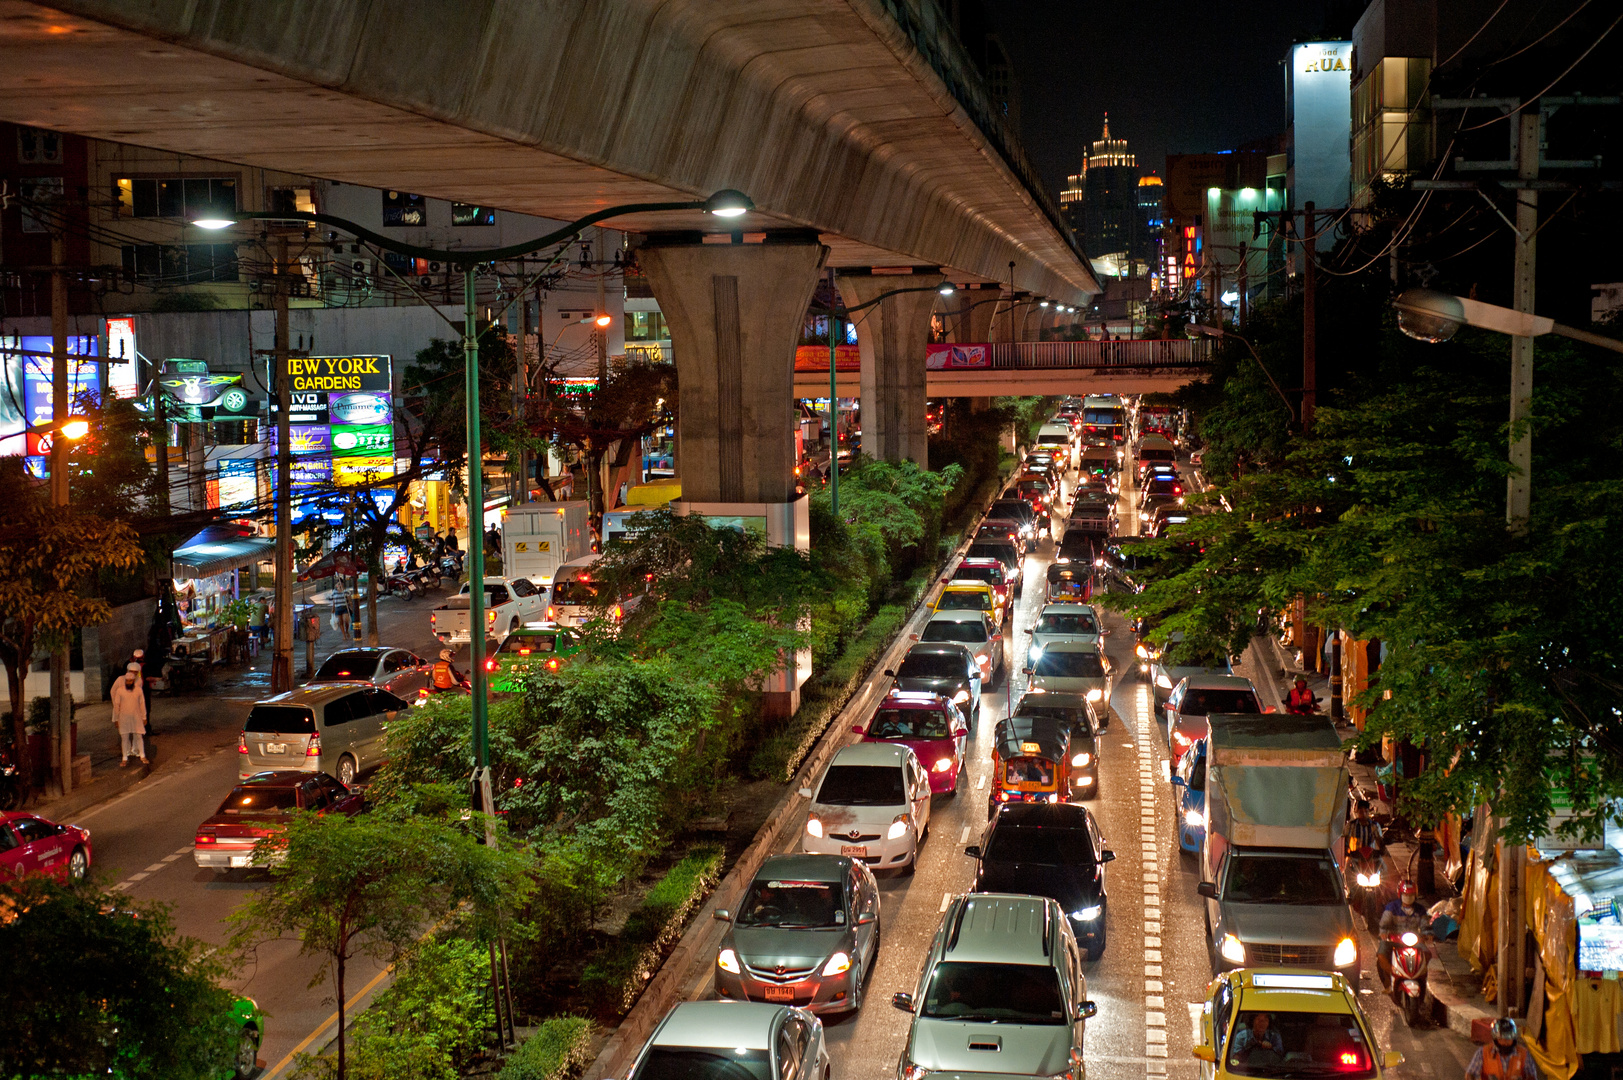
[{"xmin": 736, "ymin": 447, "xmax": 1481, "ymax": 1080}]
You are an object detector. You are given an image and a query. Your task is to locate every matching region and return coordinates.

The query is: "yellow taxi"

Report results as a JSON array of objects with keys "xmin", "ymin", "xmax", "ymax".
[
  {"xmin": 933, "ymin": 579, "xmax": 1003, "ymax": 625},
  {"xmin": 1192, "ymin": 969, "xmax": 1404, "ymax": 1080}
]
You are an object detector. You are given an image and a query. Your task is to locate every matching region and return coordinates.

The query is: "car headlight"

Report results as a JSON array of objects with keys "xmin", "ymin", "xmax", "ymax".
[
  {"xmin": 1028, "ymin": 645, "xmax": 1043, "ymax": 664},
  {"xmin": 1086, "ymin": 688, "xmax": 1104, "ymax": 702},
  {"xmin": 822, "ymin": 951, "xmax": 851, "ymax": 977},
  {"xmin": 932, "ymin": 757, "xmax": 955, "ymax": 773},
  {"xmin": 902, "ymin": 1066, "xmax": 932, "ymax": 1080},
  {"xmin": 953, "ymin": 690, "xmax": 970, "ymax": 704},
  {"xmin": 718, "ymin": 948, "xmax": 741, "ymax": 974},
  {"xmin": 1185, "ymin": 808, "xmax": 1204, "ymax": 828},
  {"xmin": 1072, "ymin": 752, "xmax": 1092, "ymax": 767},
  {"xmin": 806, "ymin": 816, "xmax": 824, "ymax": 838},
  {"xmin": 887, "ymin": 815, "xmax": 912, "ymax": 840},
  {"xmin": 1155, "ymin": 673, "xmax": 1173, "ymax": 689},
  {"xmin": 1400, "ymin": 932, "xmax": 1418, "ymax": 948},
  {"xmin": 1334, "ymin": 937, "xmax": 1359, "ymax": 967},
  {"xmin": 1356, "ymin": 871, "xmax": 1381, "ymax": 888},
  {"xmin": 1135, "ymin": 643, "xmax": 1149, "ymax": 659},
  {"xmin": 1220, "ymin": 934, "xmax": 1247, "ymax": 964},
  {"xmin": 1070, "ymin": 906, "xmax": 1102, "ymax": 922}
]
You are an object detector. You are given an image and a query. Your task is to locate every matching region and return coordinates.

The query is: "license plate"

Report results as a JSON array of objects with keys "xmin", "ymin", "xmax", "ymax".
[
  {"xmin": 229, "ymin": 856, "xmax": 251, "ymax": 868},
  {"xmin": 839, "ymin": 845, "xmax": 868, "ymax": 857},
  {"xmin": 763, "ymin": 985, "xmax": 798, "ymax": 1002},
  {"xmin": 265, "ymin": 743, "xmax": 287, "ymax": 754}
]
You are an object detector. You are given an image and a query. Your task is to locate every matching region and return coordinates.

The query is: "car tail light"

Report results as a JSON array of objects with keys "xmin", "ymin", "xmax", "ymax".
[
  {"xmin": 546, "ymin": 606, "xmax": 555, "ymax": 619},
  {"xmin": 485, "ymin": 658, "xmax": 498, "ymax": 672},
  {"xmin": 306, "ymin": 734, "xmax": 322, "ymax": 758},
  {"xmin": 430, "ymin": 613, "xmax": 436, "ymax": 624},
  {"xmin": 237, "ymin": 732, "xmax": 248, "ymax": 755},
  {"xmin": 1173, "ymin": 730, "xmax": 1192, "ymax": 747},
  {"xmin": 547, "ymin": 659, "xmax": 559, "ymax": 670},
  {"xmin": 195, "ymin": 831, "xmax": 216, "ymax": 844}
]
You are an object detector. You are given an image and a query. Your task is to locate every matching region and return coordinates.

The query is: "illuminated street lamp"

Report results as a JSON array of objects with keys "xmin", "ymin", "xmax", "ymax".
[{"xmin": 194, "ymin": 188, "xmax": 754, "ymax": 780}]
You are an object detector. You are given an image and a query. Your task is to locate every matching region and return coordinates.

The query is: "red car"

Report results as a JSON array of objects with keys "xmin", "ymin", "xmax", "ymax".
[
  {"xmin": 194, "ymin": 770, "xmax": 364, "ymax": 872},
  {"xmin": 852, "ymin": 690, "xmax": 968, "ymax": 795},
  {"xmin": 952, "ymin": 556, "xmax": 1011, "ymax": 611},
  {"xmin": 0, "ymin": 811, "xmax": 91, "ymax": 882}
]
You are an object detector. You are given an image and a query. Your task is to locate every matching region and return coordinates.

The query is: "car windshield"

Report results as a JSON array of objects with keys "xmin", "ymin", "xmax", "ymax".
[
  {"xmin": 218, "ymin": 787, "xmax": 300, "ymax": 814},
  {"xmin": 633, "ymin": 1048, "xmax": 771, "ymax": 1080},
  {"xmin": 869, "ymin": 708, "xmax": 951, "ymax": 740},
  {"xmin": 1224, "ymin": 1011, "xmax": 1373, "ymax": 1078},
  {"xmin": 955, "ymin": 564, "xmax": 1005, "ymax": 587},
  {"xmin": 985, "ymin": 827, "xmax": 1093, "ymax": 866},
  {"xmin": 1035, "ymin": 612, "xmax": 1098, "ymax": 635},
  {"xmin": 990, "ymin": 503, "xmax": 1031, "ymax": 520},
  {"xmin": 1224, "ymin": 855, "xmax": 1344, "ymax": 905},
  {"xmin": 1016, "ymin": 706, "xmax": 1094, "ymax": 736},
  {"xmin": 1033, "ymin": 651, "xmax": 1104, "ymax": 678},
  {"xmin": 1180, "ymin": 689, "xmax": 1260, "ymax": 715},
  {"xmin": 553, "ymin": 580, "xmax": 599, "ymax": 605},
  {"xmin": 735, "ymin": 879, "xmax": 844, "ymax": 928},
  {"xmin": 313, "ymin": 653, "xmax": 377, "ymax": 680},
  {"xmin": 1018, "ymin": 481, "xmax": 1050, "ymax": 496},
  {"xmin": 966, "ymin": 544, "xmax": 1015, "ymax": 565},
  {"xmin": 1004, "ymin": 758, "xmax": 1055, "ymax": 786},
  {"xmin": 939, "ymin": 591, "xmax": 991, "ymax": 612},
  {"xmin": 922, "ymin": 620, "xmax": 987, "ymax": 645},
  {"xmin": 898, "ymin": 652, "xmax": 965, "ymax": 679},
  {"xmin": 817, "ymin": 765, "xmax": 906, "ymax": 806},
  {"xmin": 244, "ymin": 705, "xmax": 316, "ymax": 734},
  {"xmin": 921, "ymin": 962, "xmax": 1067, "ymax": 1024},
  {"xmin": 500, "ymin": 634, "xmax": 558, "ymax": 655}
]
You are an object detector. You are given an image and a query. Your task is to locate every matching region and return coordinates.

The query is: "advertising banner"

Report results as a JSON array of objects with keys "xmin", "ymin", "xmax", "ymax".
[
  {"xmin": 19, "ymin": 335, "xmax": 99, "ymax": 428},
  {"xmin": 793, "ymin": 344, "xmax": 861, "ymax": 372},
  {"xmin": 269, "ymin": 355, "xmax": 392, "ymax": 425},
  {"xmin": 925, "ymin": 344, "xmax": 991, "ymax": 370},
  {"xmin": 218, "ymin": 459, "xmax": 258, "ymax": 512},
  {"xmin": 334, "ymin": 457, "xmax": 394, "ymax": 487},
  {"xmin": 332, "ymin": 424, "xmax": 393, "ymax": 457}
]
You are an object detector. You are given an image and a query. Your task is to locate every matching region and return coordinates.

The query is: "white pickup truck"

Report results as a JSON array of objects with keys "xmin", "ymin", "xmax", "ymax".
[{"xmin": 430, "ymin": 576, "xmax": 547, "ymax": 646}]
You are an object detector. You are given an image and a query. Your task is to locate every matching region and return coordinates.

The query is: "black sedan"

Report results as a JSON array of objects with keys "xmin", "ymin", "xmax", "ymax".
[
  {"xmin": 1011, "ymin": 690, "xmax": 1106, "ymax": 792},
  {"xmin": 886, "ymin": 642, "xmax": 981, "ymax": 725},
  {"xmin": 966, "ymin": 803, "xmax": 1115, "ymax": 959}
]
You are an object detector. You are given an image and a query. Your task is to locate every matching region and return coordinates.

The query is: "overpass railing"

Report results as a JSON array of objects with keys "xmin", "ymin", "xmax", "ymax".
[{"xmin": 985, "ymin": 338, "xmax": 1214, "ymax": 369}]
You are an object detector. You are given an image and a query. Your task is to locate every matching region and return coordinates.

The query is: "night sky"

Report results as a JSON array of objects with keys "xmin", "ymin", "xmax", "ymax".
[{"xmin": 987, "ymin": 0, "xmax": 1341, "ymax": 196}]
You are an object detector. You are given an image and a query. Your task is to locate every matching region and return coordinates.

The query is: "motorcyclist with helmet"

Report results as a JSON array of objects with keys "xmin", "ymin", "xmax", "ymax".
[
  {"xmin": 1466, "ymin": 1018, "xmax": 1539, "ymax": 1080},
  {"xmin": 431, "ymin": 648, "xmax": 467, "ymax": 692},
  {"xmin": 1377, "ymin": 881, "xmax": 1431, "ymax": 983}
]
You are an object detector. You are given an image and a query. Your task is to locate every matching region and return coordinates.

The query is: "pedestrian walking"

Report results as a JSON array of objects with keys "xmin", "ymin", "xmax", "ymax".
[{"xmin": 110, "ymin": 662, "xmax": 149, "ymax": 767}]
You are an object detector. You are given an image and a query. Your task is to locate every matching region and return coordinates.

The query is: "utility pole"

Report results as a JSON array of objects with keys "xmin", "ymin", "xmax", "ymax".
[
  {"xmin": 1238, "ymin": 242, "xmax": 1249, "ymax": 329},
  {"xmin": 48, "ymin": 232, "xmax": 72, "ymax": 795},
  {"xmin": 270, "ymin": 235, "xmax": 295, "ymax": 694},
  {"xmin": 513, "ymin": 289, "xmax": 530, "ymax": 504},
  {"xmin": 827, "ymin": 266, "xmax": 839, "ymax": 516},
  {"xmin": 463, "ymin": 268, "xmax": 490, "ymax": 780},
  {"xmin": 595, "ymin": 227, "xmax": 609, "ymax": 387},
  {"xmin": 1207, "ymin": 261, "xmax": 1221, "ymax": 328},
  {"xmin": 1301, "ymin": 201, "xmax": 1318, "ymax": 430},
  {"xmin": 1506, "ymin": 112, "xmax": 1538, "ymax": 533}
]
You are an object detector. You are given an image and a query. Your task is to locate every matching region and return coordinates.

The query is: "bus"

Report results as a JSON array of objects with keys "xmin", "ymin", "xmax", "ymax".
[{"xmin": 1082, "ymin": 395, "xmax": 1126, "ymax": 445}]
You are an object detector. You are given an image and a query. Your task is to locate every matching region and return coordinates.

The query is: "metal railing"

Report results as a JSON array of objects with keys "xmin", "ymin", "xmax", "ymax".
[{"xmin": 984, "ymin": 338, "xmax": 1215, "ymax": 369}]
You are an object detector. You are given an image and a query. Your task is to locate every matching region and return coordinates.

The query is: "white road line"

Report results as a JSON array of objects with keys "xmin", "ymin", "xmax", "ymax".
[
  {"xmin": 142, "ymin": 862, "xmax": 165, "ymax": 873},
  {"xmin": 127, "ymin": 872, "xmax": 149, "ymax": 882},
  {"xmin": 960, "ymin": 825, "xmax": 971, "ymax": 844},
  {"xmin": 1145, "ymin": 979, "xmax": 1164, "ymax": 993},
  {"xmin": 1146, "ymin": 1011, "xmax": 1166, "ymax": 1027},
  {"xmin": 939, "ymin": 892, "xmax": 952, "ymax": 912},
  {"xmin": 1145, "ymin": 964, "xmax": 1163, "ymax": 977},
  {"xmin": 975, "ymin": 772, "xmax": 986, "ymax": 790},
  {"xmin": 1146, "ymin": 995, "xmax": 1165, "ymax": 1009},
  {"xmin": 1145, "ymin": 936, "xmax": 1162, "ymax": 948},
  {"xmin": 173, "ymin": 845, "xmax": 192, "ymax": 855},
  {"xmin": 1188, "ymin": 1002, "xmax": 1205, "ymax": 1041}
]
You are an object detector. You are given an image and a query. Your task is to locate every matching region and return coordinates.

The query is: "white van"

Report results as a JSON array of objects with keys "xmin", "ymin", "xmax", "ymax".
[
  {"xmin": 1035, "ymin": 423, "xmax": 1077, "ymax": 469},
  {"xmin": 547, "ymin": 554, "xmax": 645, "ymax": 630}
]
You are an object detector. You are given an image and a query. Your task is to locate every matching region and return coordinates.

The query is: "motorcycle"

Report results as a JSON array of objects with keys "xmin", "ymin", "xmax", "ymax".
[
  {"xmin": 386, "ymin": 571, "xmax": 419, "ymax": 600},
  {"xmin": 1383, "ymin": 929, "xmax": 1434, "ymax": 1027},
  {"xmin": 437, "ymin": 551, "xmax": 465, "ymax": 578},
  {"xmin": 0, "ymin": 750, "xmax": 19, "ymax": 811},
  {"xmin": 410, "ymin": 565, "xmax": 441, "ymax": 592},
  {"xmin": 1347, "ymin": 847, "xmax": 1383, "ymax": 932}
]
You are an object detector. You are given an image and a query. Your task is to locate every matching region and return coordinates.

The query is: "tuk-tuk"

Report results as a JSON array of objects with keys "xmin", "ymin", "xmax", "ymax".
[
  {"xmin": 1011, "ymin": 690, "xmax": 1105, "ymax": 795},
  {"xmin": 988, "ymin": 715, "xmax": 1071, "ymax": 818},
  {"xmin": 1045, "ymin": 563, "xmax": 1091, "ymax": 603}
]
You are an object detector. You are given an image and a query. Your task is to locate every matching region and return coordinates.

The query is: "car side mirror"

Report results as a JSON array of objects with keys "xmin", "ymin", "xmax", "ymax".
[
  {"xmin": 883, "ymin": 669, "xmax": 895, "ymax": 678},
  {"xmin": 964, "ymin": 845, "xmax": 982, "ymax": 858},
  {"xmin": 1383, "ymin": 1052, "xmax": 1405, "ymax": 1068},
  {"xmin": 1171, "ymin": 775, "xmax": 1186, "ymax": 788},
  {"xmin": 797, "ymin": 786, "xmax": 814, "ymax": 799},
  {"xmin": 1101, "ymin": 849, "xmax": 1116, "ymax": 862},
  {"xmin": 1192, "ymin": 1045, "xmax": 1217, "ymax": 1063},
  {"xmin": 1076, "ymin": 1001, "xmax": 1098, "ymax": 1021},
  {"xmin": 970, "ymin": 670, "xmax": 981, "ymax": 681},
  {"xmin": 952, "ymin": 723, "xmax": 968, "ymax": 738},
  {"xmin": 1023, "ymin": 666, "xmax": 1033, "ymax": 674},
  {"xmin": 712, "ymin": 909, "xmax": 732, "ymax": 922},
  {"xmin": 852, "ymin": 725, "xmax": 867, "ymax": 735},
  {"xmin": 892, "ymin": 992, "xmax": 914, "ymax": 1013},
  {"xmin": 1197, "ymin": 881, "xmax": 1218, "ymax": 899},
  {"xmin": 856, "ymin": 911, "xmax": 877, "ymax": 925}
]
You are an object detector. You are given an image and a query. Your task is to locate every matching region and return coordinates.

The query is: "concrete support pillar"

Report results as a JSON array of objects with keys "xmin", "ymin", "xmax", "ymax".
[
  {"xmin": 837, "ymin": 274, "xmax": 936, "ymax": 468},
  {"xmin": 952, "ymin": 288, "xmax": 999, "ymax": 343},
  {"xmin": 638, "ymin": 237, "xmax": 828, "ymax": 505}
]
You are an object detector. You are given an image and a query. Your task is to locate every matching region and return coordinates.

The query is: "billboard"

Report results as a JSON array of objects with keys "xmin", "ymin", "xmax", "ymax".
[
  {"xmin": 1286, "ymin": 42, "xmax": 1353, "ymax": 215},
  {"xmin": 925, "ymin": 344, "xmax": 991, "ymax": 370},
  {"xmin": 17, "ymin": 335, "xmax": 100, "ymax": 429}
]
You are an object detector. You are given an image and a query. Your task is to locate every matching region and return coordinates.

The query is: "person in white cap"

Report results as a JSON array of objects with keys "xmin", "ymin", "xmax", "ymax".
[{"xmin": 110, "ymin": 662, "xmax": 149, "ymax": 767}]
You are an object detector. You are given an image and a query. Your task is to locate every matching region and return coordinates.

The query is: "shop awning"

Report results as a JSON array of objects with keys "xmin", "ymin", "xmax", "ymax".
[{"xmin": 171, "ymin": 525, "xmax": 275, "ymax": 580}]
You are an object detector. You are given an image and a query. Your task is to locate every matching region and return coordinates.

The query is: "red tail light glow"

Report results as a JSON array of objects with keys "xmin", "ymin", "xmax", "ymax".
[
  {"xmin": 306, "ymin": 733, "xmax": 322, "ymax": 758},
  {"xmin": 485, "ymin": 658, "xmax": 498, "ymax": 672},
  {"xmin": 237, "ymin": 732, "xmax": 248, "ymax": 755},
  {"xmin": 195, "ymin": 834, "xmax": 216, "ymax": 844}
]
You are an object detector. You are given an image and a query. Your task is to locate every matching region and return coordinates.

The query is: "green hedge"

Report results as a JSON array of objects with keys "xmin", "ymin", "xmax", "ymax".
[
  {"xmin": 497, "ymin": 1016, "xmax": 594, "ymax": 1080},
  {"xmin": 578, "ymin": 845, "xmax": 724, "ymax": 1017}
]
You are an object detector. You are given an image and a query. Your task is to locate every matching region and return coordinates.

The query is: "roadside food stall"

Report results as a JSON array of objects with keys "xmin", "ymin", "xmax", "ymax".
[
  {"xmin": 170, "ymin": 524, "xmax": 275, "ymax": 665},
  {"xmin": 1456, "ymin": 820, "xmax": 1623, "ymax": 1079}
]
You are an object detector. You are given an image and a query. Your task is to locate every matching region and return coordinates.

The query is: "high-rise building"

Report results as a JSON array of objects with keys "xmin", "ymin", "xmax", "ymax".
[{"xmin": 1078, "ymin": 115, "xmax": 1143, "ymax": 267}]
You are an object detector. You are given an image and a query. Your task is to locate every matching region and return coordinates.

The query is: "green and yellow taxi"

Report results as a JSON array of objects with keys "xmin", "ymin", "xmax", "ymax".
[
  {"xmin": 1193, "ymin": 969, "xmax": 1403, "ymax": 1080},
  {"xmin": 485, "ymin": 624, "xmax": 583, "ymax": 692},
  {"xmin": 933, "ymin": 578, "xmax": 1004, "ymax": 626}
]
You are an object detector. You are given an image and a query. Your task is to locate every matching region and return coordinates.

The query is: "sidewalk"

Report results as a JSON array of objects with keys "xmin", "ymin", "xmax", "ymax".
[{"xmin": 1248, "ymin": 629, "xmax": 1495, "ymax": 1040}]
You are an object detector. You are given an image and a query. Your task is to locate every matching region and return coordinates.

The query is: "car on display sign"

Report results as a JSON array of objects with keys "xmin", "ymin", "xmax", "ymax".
[
  {"xmin": 916, "ymin": 610, "xmax": 1004, "ymax": 686},
  {"xmin": 485, "ymin": 623, "xmax": 583, "ymax": 692},
  {"xmin": 886, "ymin": 642, "xmax": 981, "ymax": 724},
  {"xmin": 0, "ymin": 810, "xmax": 91, "ymax": 882},
  {"xmin": 713, "ymin": 854, "xmax": 881, "ymax": 1015},
  {"xmin": 194, "ymin": 770, "xmax": 364, "ymax": 871},
  {"xmin": 854, "ymin": 690, "xmax": 968, "ymax": 795},
  {"xmin": 1192, "ymin": 969, "xmax": 1403, "ymax": 1080},
  {"xmin": 892, "ymin": 893, "xmax": 1096, "ymax": 1080},
  {"xmin": 624, "ymin": 1001, "xmax": 829, "ymax": 1080},
  {"xmin": 801, "ymin": 742, "xmax": 933, "ymax": 873},
  {"xmin": 307, "ymin": 646, "xmax": 433, "ymax": 698},
  {"xmin": 966, "ymin": 803, "xmax": 1115, "ymax": 959}
]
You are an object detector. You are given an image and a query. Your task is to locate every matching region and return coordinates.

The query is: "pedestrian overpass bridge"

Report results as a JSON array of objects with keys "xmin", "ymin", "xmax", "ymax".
[{"xmin": 792, "ymin": 338, "xmax": 1215, "ymax": 397}]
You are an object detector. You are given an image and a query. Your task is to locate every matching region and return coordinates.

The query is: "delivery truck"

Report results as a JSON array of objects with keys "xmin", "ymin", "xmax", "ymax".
[
  {"xmin": 501, "ymin": 502, "xmax": 590, "ymax": 586},
  {"xmin": 1197, "ymin": 712, "xmax": 1358, "ymax": 977}
]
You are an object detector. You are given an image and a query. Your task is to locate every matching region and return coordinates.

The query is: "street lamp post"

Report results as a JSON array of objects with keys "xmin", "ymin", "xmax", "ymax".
[{"xmin": 197, "ymin": 190, "xmax": 752, "ymax": 776}]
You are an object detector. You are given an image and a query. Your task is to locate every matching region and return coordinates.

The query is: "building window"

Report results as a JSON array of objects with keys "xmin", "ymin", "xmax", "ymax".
[
  {"xmin": 452, "ymin": 203, "xmax": 495, "ymax": 226},
  {"xmin": 382, "ymin": 191, "xmax": 426, "ymax": 227},
  {"xmin": 17, "ymin": 127, "xmax": 63, "ymax": 165},
  {"xmin": 19, "ymin": 177, "xmax": 63, "ymax": 233},
  {"xmin": 115, "ymin": 176, "xmax": 237, "ymax": 220},
  {"xmin": 267, "ymin": 187, "xmax": 317, "ymax": 216},
  {"xmin": 121, "ymin": 243, "xmax": 239, "ymax": 284},
  {"xmin": 624, "ymin": 311, "xmax": 669, "ymax": 342}
]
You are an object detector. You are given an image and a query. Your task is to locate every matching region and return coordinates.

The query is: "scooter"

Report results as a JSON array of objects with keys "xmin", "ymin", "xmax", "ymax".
[
  {"xmin": 410, "ymin": 565, "xmax": 441, "ymax": 592},
  {"xmin": 1347, "ymin": 847, "xmax": 1383, "ymax": 933},
  {"xmin": 1383, "ymin": 930, "xmax": 1434, "ymax": 1027},
  {"xmin": 386, "ymin": 570, "xmax": 419, "ymax": 600}
]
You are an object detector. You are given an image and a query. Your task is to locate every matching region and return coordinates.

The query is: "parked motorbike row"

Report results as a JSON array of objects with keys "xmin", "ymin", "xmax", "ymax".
[{"xmin": 386, "ymin": 552, "xmax": 465, "ymax": 601}]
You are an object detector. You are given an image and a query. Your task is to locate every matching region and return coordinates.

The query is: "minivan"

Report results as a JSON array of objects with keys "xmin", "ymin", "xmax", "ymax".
[
  {"xmin": 238, "ymin": 683, "xmax": 409, "ymax": 786},
  {"xmin": 893, "ymin": 893, "xmax": 1096, "ymax": 1078}
]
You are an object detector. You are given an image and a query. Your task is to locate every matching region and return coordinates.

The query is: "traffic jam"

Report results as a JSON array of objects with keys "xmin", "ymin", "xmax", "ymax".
[{"xmin": 627, "ymin": 396, "xmax": 1456, "ymax": 1080}]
